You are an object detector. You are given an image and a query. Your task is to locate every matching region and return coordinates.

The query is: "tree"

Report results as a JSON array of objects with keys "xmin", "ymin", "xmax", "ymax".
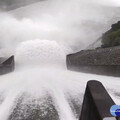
[{"xmin": 101, "ymin": 21, "xmax": 120, "ymax": 48}]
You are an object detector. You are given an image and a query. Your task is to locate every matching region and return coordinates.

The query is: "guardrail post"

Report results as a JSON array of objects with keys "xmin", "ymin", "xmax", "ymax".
[{"xmin": 80, "ymin": 80, "xmax": 120, "ymax": 120}]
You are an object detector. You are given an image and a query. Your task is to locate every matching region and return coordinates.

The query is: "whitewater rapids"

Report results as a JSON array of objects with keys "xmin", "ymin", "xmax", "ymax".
[{"xmin": 0, "ymin": 39, "xmax": 119, "ymax": 120}]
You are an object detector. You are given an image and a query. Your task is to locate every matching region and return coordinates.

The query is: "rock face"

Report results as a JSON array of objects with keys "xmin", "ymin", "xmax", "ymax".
[{"xmin": 67, "ymin": 46, "xmax": 120, "ymax": 76}]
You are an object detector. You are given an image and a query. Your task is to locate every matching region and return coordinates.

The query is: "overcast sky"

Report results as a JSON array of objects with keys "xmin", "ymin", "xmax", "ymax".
[{"xmin": 0, "ymin": 0, "xmax": 43, "ymax": 11}]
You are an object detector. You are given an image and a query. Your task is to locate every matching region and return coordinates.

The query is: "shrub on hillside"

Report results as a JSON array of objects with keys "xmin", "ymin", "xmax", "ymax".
[{"xmin": 101, "ymin": 21, "xmax": 120, "ymax": 48}]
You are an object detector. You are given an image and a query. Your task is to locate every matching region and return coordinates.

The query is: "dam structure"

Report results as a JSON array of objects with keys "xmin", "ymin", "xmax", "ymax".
[{"xmin": 0, "ymin": 0, "xmax": 120, "ymax": 120}]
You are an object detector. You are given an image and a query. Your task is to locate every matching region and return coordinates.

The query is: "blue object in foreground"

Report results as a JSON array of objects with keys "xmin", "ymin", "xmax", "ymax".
[
  {"xmin": 116, "ymin": 109, "xmax": 120, "ymax": 116},
  {"xmin": 110, "ymin": 105, "xmax": 120, "ymax": 117}
]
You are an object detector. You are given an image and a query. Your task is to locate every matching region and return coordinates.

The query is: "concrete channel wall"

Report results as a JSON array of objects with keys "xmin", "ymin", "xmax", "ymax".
[
  {"xmin": 67, "ymin": 46, "xmax": 120, "ymax": 76},
  {"xmin": 80, "ymin": 80, "xmax": 119, "ymax": 120},
  {"xmin": 0, "ymin": 56, "xmax": 14, "ymax": 75}
]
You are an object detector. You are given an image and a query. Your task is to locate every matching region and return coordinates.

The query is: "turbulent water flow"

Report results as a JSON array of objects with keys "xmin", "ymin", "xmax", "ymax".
[{"xmin": 0, "ymin": 0, "xmax": 120, "ymax": 120}]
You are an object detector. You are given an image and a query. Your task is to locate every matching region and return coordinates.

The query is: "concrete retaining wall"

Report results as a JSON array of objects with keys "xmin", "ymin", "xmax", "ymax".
[
  {"xmin": 0, "ymin": 56, "xmax": 14, "ymax": 75},
  {"xmin": 67, "ymin": 46, "xmax": 120, "ymax": 76}
]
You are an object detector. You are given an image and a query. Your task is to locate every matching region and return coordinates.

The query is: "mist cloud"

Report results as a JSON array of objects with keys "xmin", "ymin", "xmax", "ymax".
[{"xmin": 0, "ymin": 0, "xmax": 120, "ymax": 57}]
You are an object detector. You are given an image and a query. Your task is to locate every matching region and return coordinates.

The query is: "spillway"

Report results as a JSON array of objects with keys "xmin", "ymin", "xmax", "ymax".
[{"xmin": 0, "ymin": 0, "xmax": 120, "ymax": 120}]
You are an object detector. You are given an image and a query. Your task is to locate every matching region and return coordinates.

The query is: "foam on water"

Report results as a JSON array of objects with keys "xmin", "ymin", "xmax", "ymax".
[
  {"xmin": 0, "ymin": 68, "xmax": 119, "ymax": 120},
  {"xmin": 15, "ymin": 39, "xmax": 68, "ymax": 68}
]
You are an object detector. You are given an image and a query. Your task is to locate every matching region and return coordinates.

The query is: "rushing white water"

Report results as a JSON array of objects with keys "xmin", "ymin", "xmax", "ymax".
[{"xmin": 0, "ymin": 0, "xmax": 120, "ymax": 120}]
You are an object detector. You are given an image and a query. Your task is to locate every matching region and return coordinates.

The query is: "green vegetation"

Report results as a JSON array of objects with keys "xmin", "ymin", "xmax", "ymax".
[{"xmin": 101, "ymin": 21, "xmax": 120, "ymax": 48}]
